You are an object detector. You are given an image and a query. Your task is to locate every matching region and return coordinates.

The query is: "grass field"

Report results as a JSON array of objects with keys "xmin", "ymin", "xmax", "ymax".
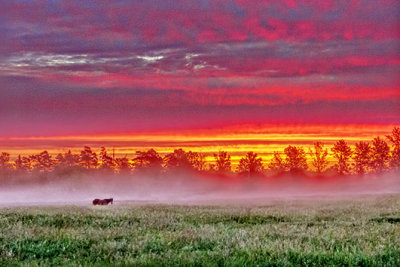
[{"xmin": 1, "ymin": 195, "xmax": 400, "ymax": 266}]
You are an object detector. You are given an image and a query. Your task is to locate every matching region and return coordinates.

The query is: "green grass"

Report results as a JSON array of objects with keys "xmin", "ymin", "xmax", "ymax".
[{"xmin": 1, "ymin": 195, "xmax": 400, "ymax": 266}]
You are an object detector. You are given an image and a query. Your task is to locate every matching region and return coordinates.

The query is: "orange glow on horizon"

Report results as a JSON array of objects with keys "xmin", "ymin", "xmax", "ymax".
[
  {"xmin": 0, "ymin": 124, "xmax": 394, "ymax": 141},
  {"xmin": 0, "ymin": 124, "xmax": 396, "ymax": 168}
]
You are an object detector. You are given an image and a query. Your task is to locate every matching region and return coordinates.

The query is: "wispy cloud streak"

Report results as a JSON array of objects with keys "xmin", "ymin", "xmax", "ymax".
[{"xmin": 0, "ymin": 0, "xmax": 398, "ymax": 137}]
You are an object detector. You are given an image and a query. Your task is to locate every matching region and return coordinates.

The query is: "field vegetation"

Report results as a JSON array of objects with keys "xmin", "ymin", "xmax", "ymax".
[{"xmin": 1, "ymin": 194, "xmax": 400, "ymax": 266}]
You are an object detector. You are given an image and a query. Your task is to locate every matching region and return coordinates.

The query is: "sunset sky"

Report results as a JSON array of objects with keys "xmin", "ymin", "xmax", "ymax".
[{"xmin": 0, "ymin": 0, "xmax": 399, "ymax": 164}]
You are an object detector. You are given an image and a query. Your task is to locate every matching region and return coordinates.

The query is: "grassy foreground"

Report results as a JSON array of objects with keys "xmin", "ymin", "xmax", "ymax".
[{"xmin": 1, "ymin": 195, "xmax": 400, "ymax": 266}]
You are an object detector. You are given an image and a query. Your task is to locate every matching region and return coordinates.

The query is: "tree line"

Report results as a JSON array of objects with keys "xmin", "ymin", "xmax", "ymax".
[{"xmin": 0, "ymin": 127, "xmax": 399, "ymax": 178}]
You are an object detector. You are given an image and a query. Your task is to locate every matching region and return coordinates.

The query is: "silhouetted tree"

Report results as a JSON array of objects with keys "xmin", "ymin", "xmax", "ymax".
[
  {"xmin": 237, "ymin": 152, "xmax": 263, "ymax": 176},
  {"xmin": 213, "ymin": 151, "xmax": 231, "ymax": 174},
  {"xmin": 22, "ymin": 150, "xmax": 54, "ymax": 172},
  {"xmin": 164, "ymin": 149, "xmax": 189, "ymax": 170},
  {"xmin": 14, "ymin": 155, "xmax": 24, "ymax": 171},
  {"xmin": 386, "ymin": 127, "xmax": 400, "ymax": 169},
  {"xmin": 2, "ymin": 127, "xmax": 400, "ymax": 182},
  {"xmin": 309, "ymin": 142, "xmax": 329, "ymax": 174},
  {"xmin": 79, "ymin": 146, "xmax": 98, "ymax": 169},
  {"xmin": 370, "ymin": 137, "xmax": 390, "ymax": 173},
  {"xmin": 353, "ymin": 141, "xmax": 371, "ymax": 175},
  {"xmin": 283, "ymin": 145, "xmax": 308, "ymax": 173},
  {"xmin": 31, "ymin": 151, "xmax": 54, "ymax": 172},
  {"xmin": 268, "ymin": 152, "xmax": 285, "ymax": 173},
  {"xmin": 133, "ymin": 149, "xmax": 163, "ymax": 172},
  {"xmin": 331, "ymin": 140, "xmax": 352, "ymax": 175},
  {"xmin": 22, "ymin": 156, "xmax": 34, "ymax": 171},
  {"xmin": 164, "ymin": 149, "xmax": 205, "ymax": 171},
  {"xmin": 188, "ymin": 151, "xmax": 207, "ymax": 171},
  {"xmin": 0, "ymin": 152, "xmax": 11, "ymax": 171},
  {"xmin": 56, "ymin": 150, "xmax": 79, "ymax": 168},
  {"xmin": 99, "ymin": 147, "xmax": 115, "ymax": 171},
  {"xmin": 268, "ymin": 146, "xmax": 308, "ymax": 174},
  {"xmin": 115, "ymin": 157, "xmax": 131, "ymax": 174}
]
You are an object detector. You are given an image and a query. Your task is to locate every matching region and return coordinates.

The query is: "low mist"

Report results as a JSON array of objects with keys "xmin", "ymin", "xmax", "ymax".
[{"xmin": 0, "ymin": 170, "xmax": 399, "ymax": 207}]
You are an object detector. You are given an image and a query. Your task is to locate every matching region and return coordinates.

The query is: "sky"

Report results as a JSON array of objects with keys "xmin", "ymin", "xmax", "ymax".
[{"xmin": 0, "ymin": 0, "xmax": 399, "ymax": 161}]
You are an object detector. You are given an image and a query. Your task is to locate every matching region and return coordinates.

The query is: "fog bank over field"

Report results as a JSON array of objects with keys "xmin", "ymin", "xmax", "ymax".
[{"xmin": 0, "ymin": 171, "xmax": 399, "ymax": 206}]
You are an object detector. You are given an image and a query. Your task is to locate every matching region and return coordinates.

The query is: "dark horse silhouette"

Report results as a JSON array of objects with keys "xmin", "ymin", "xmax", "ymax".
[{"xmin": 92, "ymin": 198, "xmax": 113, "ymax": 205}]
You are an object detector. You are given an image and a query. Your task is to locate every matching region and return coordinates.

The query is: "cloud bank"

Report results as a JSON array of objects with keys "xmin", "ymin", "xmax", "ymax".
[{"xmin": 0, "ymin": 0, "xmax": 399, "ymax": 136}]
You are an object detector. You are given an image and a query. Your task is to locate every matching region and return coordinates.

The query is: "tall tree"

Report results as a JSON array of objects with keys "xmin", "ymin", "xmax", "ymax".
[
  {"xmin": 370, "ymin": 137, "xmax": 390, "ymax": 173},
  {"xmin": 14, "ymin": 155, "xmax": 24, "ymax": 171},
  {"xmin": 268, "ymin": 146, "xmax": 308, "ymax": 174},
  {"xmin": 187, "ymin": 151, "xmax": 207, "ymax": 171},
  {"xmin": 283, "ymin": 145, "xmax": 308, "ymax": 173},
  {"xmin": 237, "ymin": 152, "xmax": 263, "ymax": 176},
  {"xmin": 353, "ymin": 141, "xmax": 371, "ymax": 175},
  {"xmin": 0, "ymin": 152, "xmax": 11, "ymax": 171},
  {"xmin": 79, "ymin": 146, "xmax": 98, "ymax": 169},
  {"xmin": 163, "ymin": 149, "xmax": 190, "ymax": 171},
  {"xmin": 386, "ymin": 127, "xmax": 400, "ymax": 169},
  {"xmin": 213, "ymin": 151, "xmax": 231, "ymax": 174},
  {"xmin": 268, "ymin": 152, "xmax": 285, "ymax": 172},
  {"xmin": 56, "ymin": 150, "xmax": 79, "ymax": 168},
  {"xmin": 99, "ymin": 147, "xmax": 115, "ymax": 170},
  {"xmin": 32, "ymin": 151, "xmax": 54, "ymax": 172},
  {"xmin": 115, "ymin": 157, "xmax": 131, "ymax": 174},
  {"xmin": 163, "ymin": 149, "xmax": 205, "ymax": 171},
  {"xmin": 309, "ymin": 142, "xmax": 329, "ymax": 174},
  {"xmin": 133, "ymin": 149, "xmax": 163, "ymax": 172},
  {"xmin": 331, "ymin": 140, "xmax": 352, "ymax": 175},
  {"xmin": 164, "ymin": 149, "xmax": 189, "ymax": 170},
  {"xmin": 22, "ymin": 156, "xmax": 34, "ymax": 171}
]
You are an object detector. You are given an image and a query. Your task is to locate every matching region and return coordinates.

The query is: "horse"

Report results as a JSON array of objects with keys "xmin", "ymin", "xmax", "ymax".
[{"xmin": 92, "ymin": 198, "xmax": 113, "ymax": 205}]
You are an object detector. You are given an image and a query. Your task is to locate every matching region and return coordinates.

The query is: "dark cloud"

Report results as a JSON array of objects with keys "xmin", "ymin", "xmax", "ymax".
[{"xmin": 0, "ymin": 0, "xmax": 399, "ymax": 136}]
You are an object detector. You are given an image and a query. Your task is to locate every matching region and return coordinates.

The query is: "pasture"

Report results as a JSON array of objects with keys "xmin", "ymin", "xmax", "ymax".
[{"xmin": 0, "ymin": 194, "xmax": 400, "ymax": 266}]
